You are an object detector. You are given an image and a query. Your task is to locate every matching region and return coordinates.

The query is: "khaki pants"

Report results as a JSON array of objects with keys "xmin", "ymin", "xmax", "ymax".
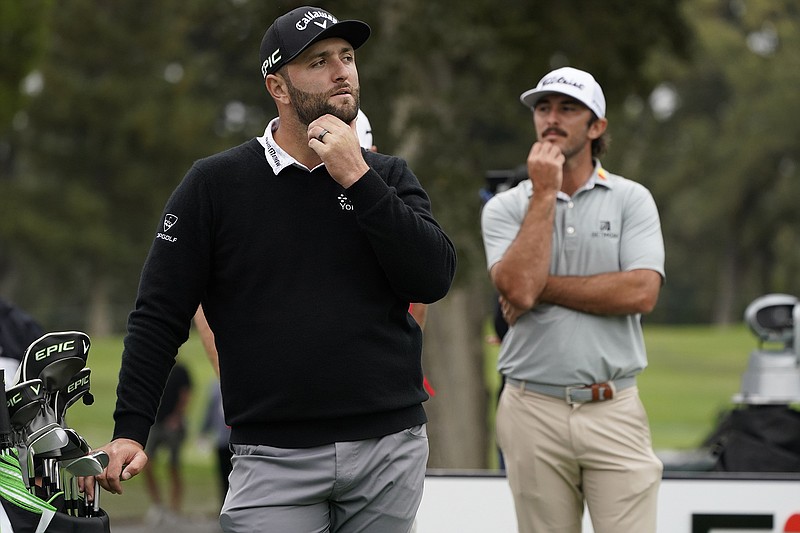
[{"xmin": 497, "ymin": 383, "xmax": 662, "ymax": 533}]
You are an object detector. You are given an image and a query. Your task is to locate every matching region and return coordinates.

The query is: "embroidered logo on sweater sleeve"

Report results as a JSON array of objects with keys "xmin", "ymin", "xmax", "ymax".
[{"xmin": 156, "ymin": 213, "xmax": 179, "ymax": 243}]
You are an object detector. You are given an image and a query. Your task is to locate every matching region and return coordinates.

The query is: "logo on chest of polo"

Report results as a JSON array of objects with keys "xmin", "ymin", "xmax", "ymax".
[
  {"xmin": 338, "ymin": 194, "xmax": 354, "ymax": 211},
  {"xmin": 591, "ymin": 220, "xmax": 618, "ymax": 238}
]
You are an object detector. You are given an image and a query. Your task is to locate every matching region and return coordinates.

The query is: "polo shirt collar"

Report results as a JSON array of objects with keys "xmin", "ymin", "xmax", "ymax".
[{"xmin": 256, "ymin": 118, "xmax": 325, "ymax": 174}]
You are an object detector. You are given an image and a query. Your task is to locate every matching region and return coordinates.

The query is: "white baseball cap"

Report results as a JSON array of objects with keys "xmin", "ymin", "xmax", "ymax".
[
  {"xmin": 520, "ymin": 67, "xmax": 606, "ymax": 118},
  {"xmin": 356, "ymin": 109, "xmax": 373, "ymax": 149}
]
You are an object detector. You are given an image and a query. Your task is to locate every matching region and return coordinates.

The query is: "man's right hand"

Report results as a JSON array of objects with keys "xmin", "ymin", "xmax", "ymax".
[
  {"xmin": 527, "ymin": 141, "xmax": 565, "ymax": 192},
  {"xmin": 499, "ymin": 294, "xmax": 528, "ymax": 326},
  {"xmin": 92, "ymin": 438, "xmax": 148, "ymax": 495}
]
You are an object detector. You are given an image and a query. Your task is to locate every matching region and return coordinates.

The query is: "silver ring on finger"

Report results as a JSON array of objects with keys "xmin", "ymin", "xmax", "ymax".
[{"xmin": 318, "ymin": 129, "xmax": 329, "ymax": 142}]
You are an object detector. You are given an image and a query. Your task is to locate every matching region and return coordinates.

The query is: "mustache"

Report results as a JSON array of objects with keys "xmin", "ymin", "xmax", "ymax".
[{"xmin": 542, "ymin": 127, "xmax": 567, "ymax": 137}]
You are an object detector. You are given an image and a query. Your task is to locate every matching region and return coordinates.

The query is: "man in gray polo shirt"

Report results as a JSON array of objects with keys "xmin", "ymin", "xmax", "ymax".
[{"xmin": 481, "ymin": 67, "xmax": 665, "ymax": 533}]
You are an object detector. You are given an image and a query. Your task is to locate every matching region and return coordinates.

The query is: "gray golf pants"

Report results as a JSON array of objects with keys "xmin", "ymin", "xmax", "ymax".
[{"xmin": 220, "ymin": 424, "xmax": 428, "ymax": 533}]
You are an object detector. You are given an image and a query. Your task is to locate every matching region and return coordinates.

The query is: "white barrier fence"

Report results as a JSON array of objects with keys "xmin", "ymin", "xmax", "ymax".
[{"xmin": 416, "ymin": 470, "xmax": 800, "ymax": 532}]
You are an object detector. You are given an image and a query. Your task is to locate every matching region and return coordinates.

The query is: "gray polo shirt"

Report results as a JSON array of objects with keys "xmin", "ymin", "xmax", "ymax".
[{"xmin": 481, "ymin": 162, "xmax": 665, "ymax": 386}]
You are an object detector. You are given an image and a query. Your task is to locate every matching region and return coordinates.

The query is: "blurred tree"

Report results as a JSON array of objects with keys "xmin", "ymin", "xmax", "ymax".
[
  {"xmin": 1, "ymin": 0, "xmax": 694, "ymax": 468},
  {"xmin": 604, "ymin": 0, "xmax": 800, "ymax": 324},
  {"xmin": 1, "ymin": 1, "xmax": 239, "ymax": 331},
  {"xmin": 0, "ymin": 0, "xmax": 51, "ymax": 126},
  {"xmin": 0, "ymin": 0, "xmax": 52, "ymax": 282}
]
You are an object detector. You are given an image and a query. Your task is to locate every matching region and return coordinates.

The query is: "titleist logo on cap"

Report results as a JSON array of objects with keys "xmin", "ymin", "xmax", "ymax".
[
  {"xmin": 519, "ymin": 67, "xmax": 606, "ymax": 118},
  {"xmin": 541, "ymin": 76, "xmax": 585, "ymax": 91}
]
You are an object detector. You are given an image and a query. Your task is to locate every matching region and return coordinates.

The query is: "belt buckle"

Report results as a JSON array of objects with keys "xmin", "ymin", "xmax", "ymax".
[
  {"xmin": 565, "ymin": 382, "xmax": 616, "ymax": 404},
  {"xmin": 565, "ymin": 385, "xmax": 582, "ymax": 405}
]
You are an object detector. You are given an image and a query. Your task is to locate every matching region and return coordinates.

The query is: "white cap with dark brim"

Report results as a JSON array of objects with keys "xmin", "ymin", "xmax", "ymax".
[{"xmin": 520, "ymin": 66, "xmax": 606, "ymax": 119}]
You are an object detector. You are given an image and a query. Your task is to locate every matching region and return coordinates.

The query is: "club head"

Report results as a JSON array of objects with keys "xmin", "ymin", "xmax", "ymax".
[
  {"xmin": 89, "ymin": 450, "xmax": 109, "ymax": 469},
  {"xmin": 28, "ymin": 424, "xmax": 68, "ymax": 455},
  {"xmin": 52, "ymin": 367, "xmax": 92, "ymax": 422},
  {"xmin": 21, "ymin": 331, "xmax": 91, "ymax": 392},
  {"xmin": 5, "ymin": 379, "xmax": 46, "ymax": 428},
  {"xmin": 63, "ymin": 455, "xmax": 104, "ymax": 477},
  {"xmin": 78, "ymin": 434, "xmax": 91, "ymax": 454},
  {"xmin": 58, "ymin": 428, "xmax": 89, "ymax": 460}
]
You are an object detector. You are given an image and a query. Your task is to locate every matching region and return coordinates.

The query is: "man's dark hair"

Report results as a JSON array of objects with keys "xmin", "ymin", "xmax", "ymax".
[{"xmin": 589, "ymin": 115, "xmax": 610, "ymax": 158}]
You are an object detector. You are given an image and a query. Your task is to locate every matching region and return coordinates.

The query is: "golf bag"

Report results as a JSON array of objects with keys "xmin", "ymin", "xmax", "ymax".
[
  {"xmin": 1, "ymin": 331, "xmax": 113, "ymax": 532},
  {"xmin": 705, "ymin": 405, "xmax": 800, "ymax": 472},
  {"xmin": 1, "ymin": 450, "xmax": 111, "ymax": 533}
]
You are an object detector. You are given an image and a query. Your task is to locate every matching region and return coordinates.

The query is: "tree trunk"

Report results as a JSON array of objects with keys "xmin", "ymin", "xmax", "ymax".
[
  {"xmin": 87, "ymin": 274, "xmax": 112, "ymax": 336},
  {"xmin": 423, "ymin": 285, "xmax": 490, "ymax": 469},
  {"xmin": 713, "ymin": 240, "xmax": 740, "ymax": 325}
]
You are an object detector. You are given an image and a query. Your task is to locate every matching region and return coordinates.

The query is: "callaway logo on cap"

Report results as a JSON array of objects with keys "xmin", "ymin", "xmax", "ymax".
[
  {"xmin": 260, "ymin": 6, "xmax": 371, "ymax": 78},
  {"xmin": 519, "ymin": 66, "xmax": 606, "ymax": 119}
]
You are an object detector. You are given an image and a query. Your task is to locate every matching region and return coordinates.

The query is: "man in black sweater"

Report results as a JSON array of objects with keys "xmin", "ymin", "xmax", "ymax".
[{"xmin": 95, "ymin": 6, "xmax": 456, "ymax": 533}]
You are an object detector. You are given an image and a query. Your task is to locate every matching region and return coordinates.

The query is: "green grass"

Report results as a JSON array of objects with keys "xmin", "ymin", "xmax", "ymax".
[
  {"xmin": 638, "ymin": 324, "xmax": 752, "ymax": 449},
  {"xmin": 62, "ymin": 334, "xmax": 222, "ymax": 522},
  {"xmin": 64, "ymin": 324, "xmax": 759, "ymax": 521}
]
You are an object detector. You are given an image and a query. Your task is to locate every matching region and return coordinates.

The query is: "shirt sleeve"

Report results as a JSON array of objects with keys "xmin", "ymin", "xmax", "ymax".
[
  {"xmin": 619, "ymin": 183, "xmax": 666, "ymax": 281},
  {"xmin": 480, "ymin": 189, "xmax": 525, "ymax": 271},
  {"xmin": 113, "ymin": 166, "xmax": 212, "ymax": 445}
]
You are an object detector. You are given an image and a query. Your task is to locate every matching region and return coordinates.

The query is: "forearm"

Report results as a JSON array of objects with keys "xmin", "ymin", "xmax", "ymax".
[
  {"xmin": 539, "ymin": 269, "xmax": 662, "ymax": 315},
  {"xmin": 194, "ymin": 306, "xmax": 220, "ymax": 377},
  {"xmin": 350, "ymin": 168, "xmax": 456, "ymax": 302},
  {"xmin": 410, "ymin": 303, "xmax": 428, "ymax": 330},
  {"xmin": 491, "ymin": 190, "xmax": 557, "ymax": 310},
  {"xmin": 114, "ymin": 314, "xmax": 184, "ymax": 445}
]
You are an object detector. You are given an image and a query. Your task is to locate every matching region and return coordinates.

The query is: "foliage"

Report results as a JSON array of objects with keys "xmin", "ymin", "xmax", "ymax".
[
  {"xmin": 603, "ymin": 0, "xmax": 800, "ymax": 323},
  {"xmin": 0, "ymin": 0, "xmax": 795, "ymax": 328},
  {"xmin": 1, "ymin": 1, "xmax": 241, "ymax": 327},
  {"xmin": 0, "ymin": 0, "xmax": 52, "ymax": 126}
]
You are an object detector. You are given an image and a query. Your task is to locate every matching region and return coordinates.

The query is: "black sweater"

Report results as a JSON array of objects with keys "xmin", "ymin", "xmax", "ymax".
[{"xmin": 113, "ymin": 139, "xmax": 456, "ymax": 448}]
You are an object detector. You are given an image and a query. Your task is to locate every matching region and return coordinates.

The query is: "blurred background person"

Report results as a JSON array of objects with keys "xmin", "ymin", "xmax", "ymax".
[
  {"xmin": 194, "ymin": 306, "xmax": 232, "ymax": 511},
  {"xmin": 200, "ymin": 378, "xmax": 232, "ymax": 512},
  {"xmin": 143, "ymin": 359, "xmax": 193, "ymax": 524}
]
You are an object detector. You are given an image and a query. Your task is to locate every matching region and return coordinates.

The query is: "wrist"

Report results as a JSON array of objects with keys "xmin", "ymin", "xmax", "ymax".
[{"xmin": 340, "ymin": 163, "xmax": 370, "ymax": 189}]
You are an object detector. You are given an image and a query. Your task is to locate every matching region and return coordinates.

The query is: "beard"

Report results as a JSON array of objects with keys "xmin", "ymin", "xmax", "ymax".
[{"xmin": 285, "ymin": 77, "xmax": 360, "ymax": 126}]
